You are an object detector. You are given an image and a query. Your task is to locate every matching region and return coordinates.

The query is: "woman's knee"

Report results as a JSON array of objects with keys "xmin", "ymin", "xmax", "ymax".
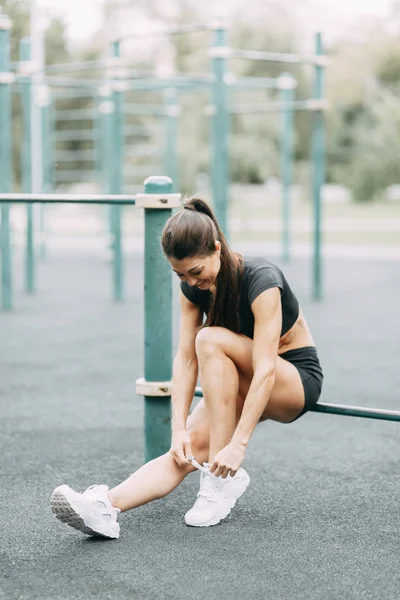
[
  {"xmin": 187, "ymin": 424, "xmax": 209, "ymax": 456},
  {"xmin": 195, "ymin": 327, "xmax": 223, "ymax": 359}
]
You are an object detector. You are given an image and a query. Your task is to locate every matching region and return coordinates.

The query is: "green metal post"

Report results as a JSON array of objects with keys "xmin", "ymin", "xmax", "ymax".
[
  {"xmin": 42, "ymin": 99, "xmax": 53, "ymax": 195},
  {"xmin": 0, "ymin": 14, "xmax": 13, "ymax": 310},
  {"xmin": 143, "ymin": 176, "xmax": 173, "ymax": 462},
  {"xmin": 279, "ymin": 73, "xmax": 295, "ymax": 262},
  {"xmin": 95, "ymin": 91, "xmax": 111, "ymax": 240},
  {"xmin": 97, "ymin": 86, "xmax": 112, "ymax": 236},
  {"xmin": 210, "ymin": 23, "xmax": 229, "ymax": 237},
  {"xmin": 311, "ymin": 33, "xmax": 325, "ymax": 300},
  {"xmin": 19, "ymin": 38, "xmax": 34, "ymax": 292},
  {"xmin": 110, "ymin": 41, "xmax": 123, "ymax": 301},
  {"xmin": 39, "ymin": 92, "xmax": 51, "ymax": 259},
  {"xmin": 164, "ymin": 88, "xmax": 180, "ymax": 192}
]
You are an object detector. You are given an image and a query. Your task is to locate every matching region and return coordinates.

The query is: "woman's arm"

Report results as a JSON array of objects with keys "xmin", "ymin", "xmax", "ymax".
[
  {"xmin": 171, "ymin": 291, "xmax": 203, "ymax": 431},
  {"xmin": 232, "ymin": 287, "xmax": 282, "ymax": 446}
]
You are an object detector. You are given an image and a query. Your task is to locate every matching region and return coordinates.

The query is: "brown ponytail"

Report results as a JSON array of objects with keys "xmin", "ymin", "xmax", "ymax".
[{"xmin": 161, "ymin": 197, "xmax": 243, "ymax": 333}]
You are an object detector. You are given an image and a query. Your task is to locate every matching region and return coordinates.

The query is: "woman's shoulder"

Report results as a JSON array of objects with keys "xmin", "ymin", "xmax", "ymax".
[
  {"xmin": 241, "ymin": 254, "xmax": 285, "ymax": 288},
  {"xmin": 242, "ymin": 255, "xmax": 281, "ymax": 274}
]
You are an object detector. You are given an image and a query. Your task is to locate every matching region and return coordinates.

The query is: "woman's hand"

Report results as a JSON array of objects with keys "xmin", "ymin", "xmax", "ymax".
[
  {"xmin": 170, "ymin": 429, "xmax": 193, "ymax": 467},
  {"xmin": 209, "ymin": 441, "xmax": 247, "ymax": 478}
]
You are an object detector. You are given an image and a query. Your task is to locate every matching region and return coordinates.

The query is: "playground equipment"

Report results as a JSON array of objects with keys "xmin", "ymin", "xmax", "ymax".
[
  {"xmin": 1, "ymin": 15, "xmax": 327, "ymax": 312},
  {"xmin": 0, "ymin": 175, "xmax": 180, "ymax": 461},
  {"xmin": 225, "ymin": 36, "xmax": 327, "ymax": 298},
  {"xmin": 0, "ymin": 11, "xmax": 397, "ymax": 461},
  {"xmin": 2, "ymin": 173, "xmax": 400, "ymax": 465}
]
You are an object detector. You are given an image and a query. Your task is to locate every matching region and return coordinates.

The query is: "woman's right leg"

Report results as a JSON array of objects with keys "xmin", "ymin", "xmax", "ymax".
[{"xmin": 107, "ymin": 399, "xmax": 211, "ymax": 513}]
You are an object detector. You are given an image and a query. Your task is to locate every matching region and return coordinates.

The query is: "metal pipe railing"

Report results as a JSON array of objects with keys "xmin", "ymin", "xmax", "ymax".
[{"xmin": 194, "ymin": 388, "xmax": 400, "ymax": 422}]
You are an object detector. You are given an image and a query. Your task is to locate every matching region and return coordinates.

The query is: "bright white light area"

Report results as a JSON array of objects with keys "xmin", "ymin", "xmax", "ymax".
[
  {"xmin": 32, "ymin": 0, "xmax": 395, "ymax": 47},
  {"xmin": 35, "ymin": 0, "xmax": 104, "ymax": 42}
]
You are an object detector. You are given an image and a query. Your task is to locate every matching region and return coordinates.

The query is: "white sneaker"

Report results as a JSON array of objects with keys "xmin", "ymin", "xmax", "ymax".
[
  {"xmin": 50, "ymin": 484, "xmax": 120, "ymax": 539},
  {"xmin": 185, "ymin": 462, "xmax": 250, "ymax": 527}
]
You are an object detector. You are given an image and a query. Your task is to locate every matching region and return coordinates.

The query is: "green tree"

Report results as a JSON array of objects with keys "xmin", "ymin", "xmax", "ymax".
[{"xmin": 349, "ymin": 89, "xmax": 400, "ymax": 202}]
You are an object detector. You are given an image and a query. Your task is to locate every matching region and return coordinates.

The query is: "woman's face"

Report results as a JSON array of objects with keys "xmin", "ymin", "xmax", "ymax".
[{"xmin": 168, "ymin": 241, "xmax": 221, "ymax": 291}]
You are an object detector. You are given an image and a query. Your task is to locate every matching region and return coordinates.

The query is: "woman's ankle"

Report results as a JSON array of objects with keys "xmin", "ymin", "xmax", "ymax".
[{"xmin": 107, "ymin": 492, "xmax": 124, "ymax": 512}]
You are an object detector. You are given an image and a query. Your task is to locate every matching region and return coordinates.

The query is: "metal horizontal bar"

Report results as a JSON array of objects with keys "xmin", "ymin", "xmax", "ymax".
[
  {"xmin": 194, "ymin": 388, "xmax": 400, "ymax": 422},
  {"xmin": 0, "ymin": 193, "xmax": 137, "ymax": 206},
  {"xmin": 44, "ymin": 75, "xmax": 209, "ymax": 94},
  {"xmin": 54, "ymin": 150, "xmax": 96, "ymax": 161},
  {"xmin": 230, "ymin": 48, "xmax": 325, "ymax": 66},
  {"xmin": 116, "ymin": 23, "xmax": 211, "ymax": 44},
  {"xmin": 50, "ymin": 76, "xmax": 185, "ymax": 91},
  {"xmin": 45, "ymin": 60, "xmax": 154, "ymax": 76},
  {"xmin": 54, "ymin": 130, "xmax": 97, "ymax": 142},
  {"xmin": 124, "ymin": 77, "xmax": 211, "ymax": 92},
  {"xmin": 230, "ymin": 99, "xmax": 327, "ymax": 114},
  {"xmin": 228, "ymin": 75, "xmax": 282, "ymax": 89},
  {"xmin": 312, "ymin": 402, "xmax": 400, "ymax": 422}
]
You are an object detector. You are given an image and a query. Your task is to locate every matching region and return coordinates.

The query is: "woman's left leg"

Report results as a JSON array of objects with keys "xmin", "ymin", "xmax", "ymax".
[{"xmin": 195, "ymin": 326, "xmax": 306, "ymax": 460}]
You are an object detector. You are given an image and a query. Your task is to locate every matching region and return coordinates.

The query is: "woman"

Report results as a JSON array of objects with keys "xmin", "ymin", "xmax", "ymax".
[{"xmin": 51, "ymin": 197, "xmax": 323, "ymax": 537}]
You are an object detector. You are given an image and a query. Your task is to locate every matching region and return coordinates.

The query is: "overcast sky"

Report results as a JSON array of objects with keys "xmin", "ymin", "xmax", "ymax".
[{"xmin": 34, "ymin": 0, "xmax": 393, "ymax": 46}]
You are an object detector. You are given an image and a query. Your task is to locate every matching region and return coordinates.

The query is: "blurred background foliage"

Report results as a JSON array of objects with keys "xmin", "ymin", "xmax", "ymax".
[{"xmin": 5, "ymin": 0, "xmax": 400, "ymax": 201}]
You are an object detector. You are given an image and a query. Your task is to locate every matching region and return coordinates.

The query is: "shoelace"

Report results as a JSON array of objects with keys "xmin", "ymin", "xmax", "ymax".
[
  {"xmin": 188, "ymin": 458, "xmax": 223, "ymax": 499},
  {"xmin": 84, "ymin": 485, "xmax": 111, "ymax": 510},
  {"xmin": 199, "ymin": 472, "xmax": 223, "ymax": 499},
  {"xmin": 188, "ymin": 457, "xmax": 210, "ymax": 474},
  {"xmin": 85, "ymin": 485, "xmax": 105, "ymax": 500}
]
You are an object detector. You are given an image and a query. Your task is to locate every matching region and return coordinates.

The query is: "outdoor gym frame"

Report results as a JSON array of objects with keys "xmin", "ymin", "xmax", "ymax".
[
  {"xmin": 1, "ymin": 14, "xmax": 327, "ymax": 313},
  {"xmin": 1, "ymin": 174, "xmax": 399, "ymax": 465},
  {"xmin": 1, "ymin": 13, "xmax": 398, "ymax": 467}
]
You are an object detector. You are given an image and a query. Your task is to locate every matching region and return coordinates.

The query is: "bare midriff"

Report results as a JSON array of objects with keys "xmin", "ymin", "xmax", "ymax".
[{"xmin": 278, "ymin": 308, "xmax": 316, "ymax": 355}]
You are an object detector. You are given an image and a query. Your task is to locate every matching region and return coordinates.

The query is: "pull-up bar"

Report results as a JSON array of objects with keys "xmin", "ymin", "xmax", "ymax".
[
  {"xmin": 115, "ymin": 23, "xmax": 212, "ymax": 45},
  {"xmin": 193, "ymin": 388, "xmax": 400, "ymax": 422},
  {"xmin": 0, "ymin": 193, "xmax": 137, "ymax": 205},
  {"xmin": 230, "ymin": 99, "xmax": 329, "ymax": 114},
  {"xmin": 210, "ymin": 47, "xmax": 329, "ymax": 67}
]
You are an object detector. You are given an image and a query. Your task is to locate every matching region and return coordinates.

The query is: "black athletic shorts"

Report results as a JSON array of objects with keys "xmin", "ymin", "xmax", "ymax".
[{"xmin": 279, "ymin": 346, "xmax": 323, "ymax": 422}]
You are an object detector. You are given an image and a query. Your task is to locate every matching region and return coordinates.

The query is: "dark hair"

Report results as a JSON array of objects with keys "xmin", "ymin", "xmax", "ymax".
[{"xmin": 161, "ymin": 196, "xmax": 243, "ymax": 333}]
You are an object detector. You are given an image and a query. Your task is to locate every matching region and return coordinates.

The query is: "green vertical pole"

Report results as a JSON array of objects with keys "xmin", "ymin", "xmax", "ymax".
[
  {"xmin": 49, "ymin": 96, "xmax": 57, "ymax": 199},
  {"xmin": 210, "ymin": 23, "xmax": 229, "ymax": 237},
  {"xmin": 19, "ymin": 38, "xmax": 34, "ymax": 292},
  {"xmin": 30, "ymin": 12, "xmax": 46, "ymax": 262},
  {"xmin": 97, "ymin": 85, "xmax": 113, "ymax": 236},
  {"xmin": 164, "ymin": 88, "xmax": 180, "ymax": 192},
  {"xmin": 143, "ymin": 176, "xmax": 174, "ymax": 462},
  {"xmin": 110, "ymin": 41, "xmax": 123, "ymax": 301},
  {"xmin": 41, "ymin": 98, "xmax": 52, "ymax": 194},
  {"xmin": 94, "ymin": 91, "xmax": 110, "ymax": 239},
  {"xmin": 0, "ymin": 14, "xmax": 13, "ymax": 311},
  {"xmin": 39, "ymin": 92, "xmax": 51, "ymax": 259},
  {"xmin": 279, "ymin": 73, "xmax": 295, "ymax": 262},
  {"xmin": 311, "ymin": 32, "xmax": 325, "ymax": 300}
]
